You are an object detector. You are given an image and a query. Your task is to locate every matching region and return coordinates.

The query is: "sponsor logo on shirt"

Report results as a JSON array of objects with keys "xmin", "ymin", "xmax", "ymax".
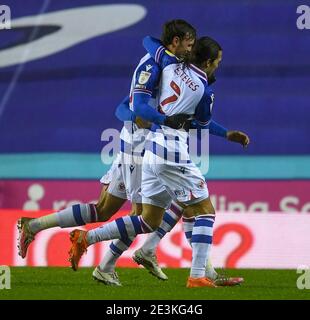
[{"xmin": 146, "ymin": 64, "xmax": 153, "ymax": 71}]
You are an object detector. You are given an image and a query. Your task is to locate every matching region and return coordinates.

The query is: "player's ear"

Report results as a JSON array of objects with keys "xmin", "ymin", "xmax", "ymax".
[
  {"xmin": 201, "ymin": 60, "xmax": 210, "ymax": 71},
  {"xmin": 205, "ymin": 59, "xmax": 212, "ymax": 68},
  {"xmin": 172, "ymin": 36, "xmax": 180, "ymax": 47}
]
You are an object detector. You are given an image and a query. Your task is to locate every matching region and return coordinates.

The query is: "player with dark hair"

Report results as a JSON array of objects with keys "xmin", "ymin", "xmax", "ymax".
[
  {"xmin": 68, "ymin": 34, "xmax": 249, "ymax": 288},
  {"xmin": 18, "ymin": 19, "xmax": 197, "ymax": 285}
]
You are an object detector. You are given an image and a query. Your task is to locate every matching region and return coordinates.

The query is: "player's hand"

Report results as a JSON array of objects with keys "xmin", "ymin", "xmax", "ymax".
[
  {"xmin": 227, "ymin": 131, "xmax": 250, "ymax": 147},
  {"xmin": 135, "ymin": 116, "xmax": 151, "ymax": 129},
  {"xmin": 164, "ymin": 114, "xmax": 191, "ymax": 130}
]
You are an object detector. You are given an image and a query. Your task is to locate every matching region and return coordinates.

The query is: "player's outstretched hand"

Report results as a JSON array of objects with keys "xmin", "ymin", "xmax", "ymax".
[
  {"xmin": 227, "ymin": 130, "xmax": 250, "ymax": 147},
  {"xmin": 164, "ymin": 114, "xmax": 191, "ymax": 130}
]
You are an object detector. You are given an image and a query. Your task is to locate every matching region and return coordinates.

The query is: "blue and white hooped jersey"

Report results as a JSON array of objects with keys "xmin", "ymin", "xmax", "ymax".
[
  {"xmin": 143, "ymin": 37, "xmax": 214, "ymax": 163},
  {"xmin": 120, "ymin": 53, "xmax": 161, "ymax": 157}
]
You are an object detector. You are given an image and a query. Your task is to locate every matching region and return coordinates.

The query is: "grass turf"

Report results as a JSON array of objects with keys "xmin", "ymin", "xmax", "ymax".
[{"xmin": 0, "ymin": 267, "xmax": 309, "ymax": 300}]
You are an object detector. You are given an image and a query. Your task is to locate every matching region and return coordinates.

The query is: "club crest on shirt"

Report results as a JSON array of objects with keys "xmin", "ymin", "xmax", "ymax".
[
  {"xmin": 174, "ymin": 188, "xmax": 186, "ymax": 197},
  {"xmin": 118, "ymin": 182, "xmax": 125, "ymax": 192},
  {"xmin": 138, "ymin": 71, "xmax": 151, "ymax": 84}
]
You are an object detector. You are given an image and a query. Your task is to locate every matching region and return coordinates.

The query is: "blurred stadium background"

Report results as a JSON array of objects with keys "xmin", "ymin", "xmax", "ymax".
[{"xmin": 0, "ymin": 0, "xmax": 309, "ymax": 271}]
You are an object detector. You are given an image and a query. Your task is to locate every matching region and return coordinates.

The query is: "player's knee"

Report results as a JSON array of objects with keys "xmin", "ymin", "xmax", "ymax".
[
  {"xmin": 187, "ymin": 198, "xmax": 216, "ymax": 216},
  {"xmin": 148, "ymin": 221, "xmax": 160, "ymax": 231},
  {"xmin": 95, "ymin": 201, "xmax": 104, "ymax": 214},
  {"xmin": 95, "ymin": 204, "xmax": 113, "ymax": 222},
  {"xmin": 132, "ymin": 203, "xmax": 142, "ymax": 216},
  {"xmin": 197, "ymin": 205, "xmax": 215, "ymax": 216},
  {"xmin": 142, "ymin": 216, "xmax": 161, "ymax": 231},
  {"xmin": 183, "ymin": 206, "xmax": 195, "ymax": 218},
  {"xmin": 96, "ymin": 212, "xmax": 110, "ymax": 222}
]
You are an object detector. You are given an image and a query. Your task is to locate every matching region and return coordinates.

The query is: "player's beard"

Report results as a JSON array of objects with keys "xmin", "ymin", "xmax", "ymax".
[
  {"xmin": 208, "ymin": 73, "xmax": 216, "ymax": 85},
  {"xmin": 179, "ymin": 50, "xmax": 191, "ymax": 62}
]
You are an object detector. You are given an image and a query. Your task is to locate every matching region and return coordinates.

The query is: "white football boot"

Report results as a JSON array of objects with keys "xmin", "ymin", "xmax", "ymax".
[
  {"xmin": 132, "ymin": 249, "xmax": 168, "ymax": 281},
  {"xmin": 92, "ymin": 267, "xmax": 122, "ymax": 286}
]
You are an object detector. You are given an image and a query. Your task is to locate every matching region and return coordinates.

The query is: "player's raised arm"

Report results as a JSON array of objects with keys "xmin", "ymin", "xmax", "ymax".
[{"xmin": 142, "ymin": 36, "xmax": 178, "ymax": 69}]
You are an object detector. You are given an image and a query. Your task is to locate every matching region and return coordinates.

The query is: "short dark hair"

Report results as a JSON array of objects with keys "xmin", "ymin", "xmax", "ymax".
[
  {"xmin": 161, "ymin": 19, "xmax": 196, "ymax": 46},
  {"xmin": 191, "ymin": 36, "xmax": 222, "ymax": 66}
]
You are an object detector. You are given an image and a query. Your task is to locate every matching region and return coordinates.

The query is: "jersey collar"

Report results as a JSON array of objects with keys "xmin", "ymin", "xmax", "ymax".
[{"xmin": 189, "ymin": 64, "xmax": 208, "ymax": 82}]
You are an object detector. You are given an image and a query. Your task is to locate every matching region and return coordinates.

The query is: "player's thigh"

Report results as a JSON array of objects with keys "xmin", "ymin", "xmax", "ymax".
[
  {"xmin": 182, "ymin": 204, "xmax": 196, "ymax": 218},
  {"xmin": 131, "ymin": 202, "xmax": 142, "ymax": 216},
  {"xmin": 96, "ymin": 180, "xmax": 127, "ymax": 222},
  {"xmin": 96, "ymin": 192, "xmax": 127, "ymax": 221},
  {"xmin": 186, "ymin": 197, "xmax": 215, "ymax": 216},
  {"xmin": 96, "ymin": 184, "xmax": 109, "ymax": 207},
  {"xmin": 142, "ymin": 203, "xmax": 166, "ymax": 230}
]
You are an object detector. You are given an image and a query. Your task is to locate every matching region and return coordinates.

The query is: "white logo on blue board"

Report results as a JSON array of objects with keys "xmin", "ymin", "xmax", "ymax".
[
  {"xmin": 297, "ymin": 5, "xmax": 310, "ymax": 30},
  {"xmin": 0, "ymin": 5, "xmax": 11, "ymax": 30},
  {"xmin": 0, "ymin": 5, "xmax": 146, "ymax": 68}
]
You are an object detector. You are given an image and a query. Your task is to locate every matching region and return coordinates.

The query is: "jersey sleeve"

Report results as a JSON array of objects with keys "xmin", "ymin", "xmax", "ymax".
[
  {"xmin": 194, "ymin": 86, "xmax": 214, "ymax": 128},
  {"xmin": 132, "ymin": 59, "xmax": 166, "ymax": 124},
  {"xmin": 142, "ymin": 36, "xmax": 178, "ymax": 69},
  {"xmin": 208, "ymin": 120, "xmax": 227, "ymax": 137},
  {"xmin": 190, "ymin": 119, "xmax": 227, "ymax": 137},
  {"xmin": 132, "ymin": 58, "xmax": 160, "ymax": 97},
  {"xmin": 133, "ymin": 93, "xmax": 166, "ymax": 125},
  {"xmin": 115, "ymin": 96, "xmax": 136, "ymax": 122}
]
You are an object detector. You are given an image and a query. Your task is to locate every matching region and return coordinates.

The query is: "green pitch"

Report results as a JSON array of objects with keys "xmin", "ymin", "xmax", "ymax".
[{"xmin": 1, "ymin": 267, "xmax": 309, "ymax": 300}]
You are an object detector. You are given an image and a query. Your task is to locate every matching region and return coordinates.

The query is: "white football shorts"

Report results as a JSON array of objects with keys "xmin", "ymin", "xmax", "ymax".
[
  {"xmin": 100, "ymin": 154, "xmax": 127, "ymax": 200},
  {"xmin": 141, "ymin": 151, "xmax": 209, "ymax": 209},
  {"xmin": 119, "ymin": 152, "xmax": 143, "ymax": 204}
]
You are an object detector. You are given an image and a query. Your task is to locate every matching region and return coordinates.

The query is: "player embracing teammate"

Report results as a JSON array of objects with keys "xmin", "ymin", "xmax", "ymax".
[
  {"xmin": 18, "ymin": 20, "xmax": 249, "ymax": 287},
  {"xmin": 67, "ymin": 24, "xmax": 249, "ymax": 287}
]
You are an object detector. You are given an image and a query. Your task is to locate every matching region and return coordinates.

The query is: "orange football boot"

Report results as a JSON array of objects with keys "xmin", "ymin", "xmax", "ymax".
[
  {"xmin": 186, "ymin": 277, "xmax": 217, "ymax": 288},
  {"xmin": 68, "ymin": 229, "xmax": 88, "ymax": 271}
]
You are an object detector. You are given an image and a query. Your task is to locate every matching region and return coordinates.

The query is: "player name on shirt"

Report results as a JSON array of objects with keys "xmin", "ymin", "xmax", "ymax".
[{"xmin": 174, "ymin": 65, "xmax": 199, "ymax": 91}]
